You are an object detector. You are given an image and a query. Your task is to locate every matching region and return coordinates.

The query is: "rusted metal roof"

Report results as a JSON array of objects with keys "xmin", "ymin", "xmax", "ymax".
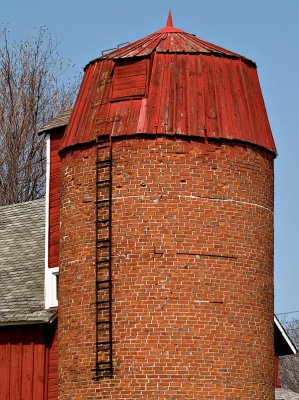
[
  {"xmin": 61, "ymin": 15, "xmax": 276, "ymax": 154},
  {"xmin": 88, "ymin": 12, "xmax": 251, "ymax": 65}
]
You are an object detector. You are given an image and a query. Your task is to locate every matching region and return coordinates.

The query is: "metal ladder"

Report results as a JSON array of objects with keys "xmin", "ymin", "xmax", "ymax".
[{"xmin": 94, "ymin": 134, "xmax": 113, "ymax": 380}]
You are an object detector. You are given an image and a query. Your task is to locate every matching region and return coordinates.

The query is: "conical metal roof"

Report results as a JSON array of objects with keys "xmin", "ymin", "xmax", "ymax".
[
  {"xmin": 61, "ymin": 13, "xmax": 276, "ymax": 154},
  {"xmin": 89, "ymin": 12, "xmax": 252, "ymax": 64}
]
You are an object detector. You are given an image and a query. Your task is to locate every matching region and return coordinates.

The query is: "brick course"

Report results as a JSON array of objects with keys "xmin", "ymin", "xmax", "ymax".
[{"xmin": 59, "ymin": 136, "xmax": 274, "ymax": 399}]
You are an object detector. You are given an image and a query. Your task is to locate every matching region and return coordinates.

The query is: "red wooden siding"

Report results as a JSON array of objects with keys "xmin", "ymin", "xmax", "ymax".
[
  {"xmin": 49, "ymin": 131, "xmax": 64, "ymax": 268},
  {"xmin": 47, "ymin": 321, "xmax": 58, "ymax": 400},
  {"xmin": 0, "ymin": 323, "xmax": 58, "ymax": 400},
  {"xmin": 111, "ymin": 59, "xmax": 147, "ymax": 100},
  {"xmin": 61, "ymin": 53, "xmax": 275, "ymax": 154}
]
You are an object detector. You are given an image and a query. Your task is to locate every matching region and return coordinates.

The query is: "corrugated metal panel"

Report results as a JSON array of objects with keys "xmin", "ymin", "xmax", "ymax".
[
  {"xmin": 0, "ymin": 324, "xmax": 57, "ymax": 400},
  {"xmin": 61, "ymin": 51, "xmax": 275, "ymax": 153}
]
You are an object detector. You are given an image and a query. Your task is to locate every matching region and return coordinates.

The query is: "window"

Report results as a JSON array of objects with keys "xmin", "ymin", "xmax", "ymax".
[{"xmin": 111, "ymin": 58, "xmax": 148, "ymax": 100}]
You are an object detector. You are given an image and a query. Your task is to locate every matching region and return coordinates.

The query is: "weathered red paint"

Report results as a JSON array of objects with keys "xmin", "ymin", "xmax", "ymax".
[
  {"xmin": 47, "ymin": 321, "xmax": 58, "ymax": 400},
  {"xmin": 49, "ymin": 130, "xmax": 64, "ymax": 268},
  {"xmin": 0, "ymin": 323, "xmax": 58, "ymax": 400},
  {"xmin": 61, "ymin": 21, "xmax": 275, "ymax": 154}
]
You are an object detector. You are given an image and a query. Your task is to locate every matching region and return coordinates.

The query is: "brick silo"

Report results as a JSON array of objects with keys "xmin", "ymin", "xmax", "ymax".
[{"xmin": 58, "ymin": 13, "xmax": 276, "ymax": 399}]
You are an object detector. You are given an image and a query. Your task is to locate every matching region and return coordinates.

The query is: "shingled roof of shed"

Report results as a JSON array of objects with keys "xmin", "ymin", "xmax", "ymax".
[
  {"xmin": 0, "ymin": 198, "xmax": 54, "ymax": 324},
  {"xmin": 275, "ymin": 388, "xmax": 299, "ymax": 399},
  {"xmin": 38, "ymin": 109, "xmax": 72, "ymax": 134}
]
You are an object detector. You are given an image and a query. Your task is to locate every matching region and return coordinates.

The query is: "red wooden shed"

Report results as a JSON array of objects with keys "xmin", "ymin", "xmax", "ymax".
[{"xmin": 0, "ymin": 199, "xmax": 58, "ymax": 400}]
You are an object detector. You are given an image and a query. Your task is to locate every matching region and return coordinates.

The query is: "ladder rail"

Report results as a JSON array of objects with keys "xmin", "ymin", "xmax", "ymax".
[{"xmin": 94, "ymin": 134, "xmax": 113, "ymax": 380}]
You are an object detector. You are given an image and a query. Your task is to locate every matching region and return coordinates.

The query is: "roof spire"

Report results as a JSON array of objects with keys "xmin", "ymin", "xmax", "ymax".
[
  {"xmin": 156, "ymin": 10, "xmax": 184, "ymax": 33},
  {"xmin": 166, "ymin": 10, "xmax": 173, "ymax": 27}
]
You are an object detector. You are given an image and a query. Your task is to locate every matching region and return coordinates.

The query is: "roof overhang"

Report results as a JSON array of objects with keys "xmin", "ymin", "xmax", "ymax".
[
  {"xmin": 275, "ymin": 314, "xmax": 297, "ymax": 356},
  {"xmin": 0, "ymin": 311, "xmax": 57, "ymax": 327}
]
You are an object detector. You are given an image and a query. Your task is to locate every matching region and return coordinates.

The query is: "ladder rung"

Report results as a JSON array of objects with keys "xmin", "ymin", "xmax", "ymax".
[
  {"xmin": 94, "ymin": 367, "xmax": 112, "ymax": 373},
  {"xmin": 96, "ymin": 280, "xmax": 110, "ymax": 284},
  {"xmin": 96, "ymin": 199, "xmax": 109, "ymax": 204},
  {"xmin": 97, "ymin": 307, "xmax": 110, "ymax": 311},
  {"xmin": 96, "ymin": 300, "xmax": 110, "ymax": 304},
  {"xmin": 97, "ymin": 238, "xmax": 110, "ymax": 243},
  {"xmin": 97, "ymin": 321, "xmax": 110, "ymax": 325},
  {"xmin": 97, "ymin": 341, "xmax": 111, "ymax": 345},
  {"xmin": 96, "ymin": 164, "xmax": 110, "ymax": 169},
  {"xmin": 97, "ymin": 179, "xmax": 110, "ymax": 184},
  {"xmin": 93, "ymin": 372, "xmax": 112, "ymax": 379},
  {"xmin": 97, "ymin": 259, "xmax": 110, "ymax": 264},
  {"xmin": 92, "ymin": 368, "xmax": 112, "ymax": 373}
]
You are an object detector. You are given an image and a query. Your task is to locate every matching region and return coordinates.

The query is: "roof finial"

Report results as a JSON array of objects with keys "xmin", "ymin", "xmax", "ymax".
[{"xmin": 166, "ymin": 10, "xmax": 173, "ymax": 27}]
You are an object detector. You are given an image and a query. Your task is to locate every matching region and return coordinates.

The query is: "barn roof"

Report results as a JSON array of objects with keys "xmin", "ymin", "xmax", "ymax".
[
  {"xmin": 0, "ymin": 199, "xmax": 54, "ymax": 325},
  {"xmin": 275, "ymin": 315, "xmax": 297, "ymax": 356}
]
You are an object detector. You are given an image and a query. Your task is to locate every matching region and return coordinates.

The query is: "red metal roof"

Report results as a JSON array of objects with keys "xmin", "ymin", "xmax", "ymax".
[
  {"xmin": 61, "ymin": 15, "xmax": 276, "ymax": 154},
  {"xmin": 88, "ymin": 13, "xmax": 251, "ymax": 64}
]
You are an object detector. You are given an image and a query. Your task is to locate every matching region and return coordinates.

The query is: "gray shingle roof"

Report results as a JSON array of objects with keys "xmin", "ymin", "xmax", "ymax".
[
  {"xmin": 276, "ymin": 388, "xmax": 299, "ymax": 399},
  {"xmin": 38, "ymin": 109, "xmax": 71, "ymax": 134},
  {"xmin": 0, "ymin": 198, "xmax": 54, "ymax": 324}
]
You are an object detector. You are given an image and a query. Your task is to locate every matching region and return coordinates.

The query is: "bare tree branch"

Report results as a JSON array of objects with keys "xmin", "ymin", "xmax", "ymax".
[
  {"xmin": 279, "ymin": 318, "xmax": 299, "ymax": 391},
  {"xmin": 0, "ymin": 27, "xmax": 80, "ymax": 205}
]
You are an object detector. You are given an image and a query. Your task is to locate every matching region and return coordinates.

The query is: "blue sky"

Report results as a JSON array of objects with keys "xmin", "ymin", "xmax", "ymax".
[{"xmin": 2, "ymin": 0, "xmax": 299, "ymax": 316}]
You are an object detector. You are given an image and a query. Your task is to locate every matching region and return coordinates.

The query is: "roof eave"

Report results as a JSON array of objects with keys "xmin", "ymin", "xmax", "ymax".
[{"xmin": 275, "ymin": 314, "xmax": 297, "ymax": 355}]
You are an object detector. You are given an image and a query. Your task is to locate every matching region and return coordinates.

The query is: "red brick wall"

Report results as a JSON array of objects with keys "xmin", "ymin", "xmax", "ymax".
[{"xmin": 59, "ymin": 136, "xmax": 274, "ymax": 399}]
